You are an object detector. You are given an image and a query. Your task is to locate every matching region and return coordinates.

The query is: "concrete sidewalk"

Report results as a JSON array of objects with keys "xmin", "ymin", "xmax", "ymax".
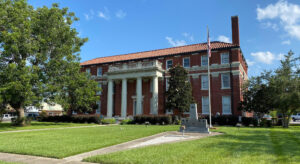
[
  {"xmin": 64, "ymin": 131, "xmax": 222, "ymax": 162},
  {"xmin": 0, "ymin": 125, "xmax": 105, "ymax": 134}
]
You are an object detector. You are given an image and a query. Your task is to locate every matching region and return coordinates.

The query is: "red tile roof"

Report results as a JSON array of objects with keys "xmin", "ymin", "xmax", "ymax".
[{"xmin": 80, "ymin": 41, "xmax": 239, "ymax": 66}]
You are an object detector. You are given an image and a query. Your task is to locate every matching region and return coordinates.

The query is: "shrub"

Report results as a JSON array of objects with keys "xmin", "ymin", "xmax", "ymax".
[
  {"xmin": 120, "ymin": 119, "xmax": 133, "ymax": 125},
  {"xmin": 241, "ymin": 117, "xmax": 253, "ymax": 126},
  {"xmin": 101, "ymin": 118, "xmax": 116, "ymax": 124},
  {"xmin": 39, "ymin": 115, "xmax": 101, "ymax": 124},
  {"xmin": 260, "ymin": 119, "xmax": 272, "ymax": 127},
  {"xmin": 11, "ymin": 117, "xmax": 31, "ymax": 126},
  {"xmin": 133, "ymin": 115, "xmax": 174, "ymax": 125}
]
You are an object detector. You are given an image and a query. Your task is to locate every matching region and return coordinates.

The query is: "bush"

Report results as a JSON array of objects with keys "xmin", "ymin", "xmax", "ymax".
[
  {"xmin": 120, "ymin": 119, "xmax": 133, "ymax": 125},
  {"xmin": 11, "ymin": 117, "xmax": 31, "ymax": 126},
  {"xmin": 39, "ymin": 115, "xmax": 101, "ymax": 124},
  {"xmin": 242, "ymin": 117, "xmax": 253, "ymax": 126},
  {"xmin": 260, "ymin": 119, "xmax": 272, "ymax": 127},
  {"xmin": 133, "ymin": 115, "xmax": 174, "ymax": 125},
  {"xmin": 214, "ymin": 115, "xmax": 239, "ymax": 126},
  {"xmin": 101, "ymin": 118, "xmax": 116, "ymax": 124}
]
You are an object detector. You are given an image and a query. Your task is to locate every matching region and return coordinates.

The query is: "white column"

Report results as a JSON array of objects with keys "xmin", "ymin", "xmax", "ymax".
[
  {"xmin": 136, "ymin": 77, "xmax": 142, "ymax": 115},
  {"xmin": 121, "ymin": 78, "xmax": 127, "ymax": 118},
  {"xmin": 107, "ymin": 79, "xmax": 113, "ymax": 118},
  {"xmin": 152, "ymin": 76, "xmax": 158, "ymax": 115}
]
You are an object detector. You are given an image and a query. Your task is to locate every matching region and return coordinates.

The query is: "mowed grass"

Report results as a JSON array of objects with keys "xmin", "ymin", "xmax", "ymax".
[
  {"xmin": 0, "ymin": 125, "xmax": 178, "ymax": 158},
  {"xmin": 84, "ymin": 126, "xmax": 300, "ymax": 164},
  {"xmin": 0, "ymin": 121, "xmax": 96, "ymax": 132},
  {"xmin": 0, "ymin": 161, "xmax": 22, "ymax": 164}
]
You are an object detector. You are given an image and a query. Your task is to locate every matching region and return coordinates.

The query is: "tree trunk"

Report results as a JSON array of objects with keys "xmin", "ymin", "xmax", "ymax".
[
  {"xmin": 16, "ymin": 107, "xmax": 26, "ymax": 126},
  {"xmin": 282, "ymin": 114, "xmax": 289, "ymax": 128}
]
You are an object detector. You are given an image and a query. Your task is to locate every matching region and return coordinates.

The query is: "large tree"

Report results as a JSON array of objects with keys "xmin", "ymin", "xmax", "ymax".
[
  {"xmin": 240, "ymin": 51, "xmax": 300, "ymax": 128},
  {"xmin": 0, "ymin": 0, "xmax": 98, "ymax": 125},
  {"xmin": 165, "ymin": 65, "xmax": 194, "ymax": 117},
  {"xmin": 268, "ymin": 51, "xmax": 300, "ymax": 128},
  {"xmin": 239, "ymin": 72, "xmax": 274, "ymax": 119}
]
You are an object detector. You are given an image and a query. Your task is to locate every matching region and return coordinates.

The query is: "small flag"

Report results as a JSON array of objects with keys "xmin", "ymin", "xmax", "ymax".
[{"xmin": 207, "ymin": 28, "xmax": 211, "ymax": 58}]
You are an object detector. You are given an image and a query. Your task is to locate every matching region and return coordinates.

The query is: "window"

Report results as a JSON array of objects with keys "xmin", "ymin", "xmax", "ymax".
[
  {"xmin": 222, "ymin": 96, "xmax": 231, "ymax": 114},
  {"xmin": 96, "ymin": 101, "xmax": 101, "ymax": 114},
  {"xmin": 221, "ymin": 53, "xmax": 229, "ymax": 64},
  {"xmin": 201, "ymin": 55, "xmax": 208, "ymax": 66},
  {"xmin": 97, "ymin": 82, "xmax": 102, "ymax": 95},
  {"xmin": 201, "ymin": 75, "xmax": 208, "ymax": 90},
  {"xmin": 165, "ymin": 78, "xmax": 169, "ymax": 91},
  {"xmin": 202, "ymin": 96, "xmax": 209, "ymax": 114},
  {"xmin": 97, "ymin": 67, "xmax": 102, "ymax": 76},
  {"xmin": 86, "ymin": 68, "xmax": 90, "ymax": 74},
  {"xmin": 72, "ymin": 111, "xmax": 77, "ymax": 115},
  {"xmin": 183, "ymin": 57, "xmax": 190, "ymax": 68},
  {"xmin": 166, "ymin": 60, "xmax": 173, "ymax": 69},
  {"xmin": 221, "ymin": 73, "xmax": 230, "ymax": 89}
]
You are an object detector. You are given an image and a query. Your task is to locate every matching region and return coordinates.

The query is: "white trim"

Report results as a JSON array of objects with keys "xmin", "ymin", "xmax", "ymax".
[
  {"xmin": 222, "ymin": 96, "xmax": 231, "ymax": 115},
  {"xmin": 221, "ymin": 52, "xmax": 229, "ymax": 64},
  {"xmin": 183, "ymin": 57, "xmax": 190, "ymax": 68},
  {"xmin": 202, "ymin": 96, "xmax": 209, "ymax": 114},
  {"xmin": 221, "ymin": 73, "xmax": 231, "ymax": 89},
  {"xmin": 97, "ymin": 67, "xmax": 103, "ymax": 77},
  {"xmin": 166, "ymin": 59, "xmax": 173, "ymax": 70},
  {"xmin": 201, "ymin": 75, "xmax": 208, "ymax": 90}
]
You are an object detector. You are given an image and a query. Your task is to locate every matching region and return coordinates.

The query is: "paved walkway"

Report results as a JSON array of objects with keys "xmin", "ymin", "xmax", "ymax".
[
  {"xmin": 64, "ymin": 131, "xmax": 222, "ymax": 162},
  {"xmin": 0, "ymin": 125, "xmax": 107, "ymax": 134}
]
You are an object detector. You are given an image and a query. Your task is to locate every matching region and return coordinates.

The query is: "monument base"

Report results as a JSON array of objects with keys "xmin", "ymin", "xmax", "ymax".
[{"xmin": 180, "ymin": 119, "xmax": 210, "ymax": 133}]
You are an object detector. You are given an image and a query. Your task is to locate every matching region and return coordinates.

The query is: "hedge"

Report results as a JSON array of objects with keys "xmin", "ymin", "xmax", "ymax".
[
  {"xmin": 133, "ymin": 115, "xmax": 173, "ymax": 125},
  {"xmin": 38, "ymin": 115, "xmax": 101, "ymax": 124}
]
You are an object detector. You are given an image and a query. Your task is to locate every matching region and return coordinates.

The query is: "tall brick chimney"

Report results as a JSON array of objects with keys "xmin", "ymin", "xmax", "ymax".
[{"xmin": 231, "ymin": 16, "xmax": 240, "ymax": 46}]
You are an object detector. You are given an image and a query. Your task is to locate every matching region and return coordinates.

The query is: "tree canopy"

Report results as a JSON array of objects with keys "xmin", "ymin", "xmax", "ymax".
[
  {"xmin": 165, "ymin": 65, "xmax": 194, "ymax": 116},
  {"xmin": 240, "ymin": 50, "xmax": 300, "ymax": 128},
  {"xmin": 0, "ymin": 0, "xmax": 99, "ymax": 125}
]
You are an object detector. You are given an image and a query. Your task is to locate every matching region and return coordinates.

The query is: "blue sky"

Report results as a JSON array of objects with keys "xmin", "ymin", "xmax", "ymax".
[{"xmin": 29, "ymin": 0, "xmax": 300, "ymax": 77}]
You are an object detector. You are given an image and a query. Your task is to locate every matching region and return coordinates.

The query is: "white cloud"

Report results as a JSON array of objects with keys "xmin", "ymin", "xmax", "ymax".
[
  {"xmin": 115, "ymin": 10, "xmax": 127, "ymax": 19},
  {"xmin": 98, "ymin": 7, "xmax": 110, "ymax": 20},
  {"xmin": 257, "ymin": 0, "xmax": 300, "ymax": 39},
  {"xmin": 182, "ymin": 32, "xmax": 194, "ymax": 41},
  {"xmin": 165, "ymin": 37, "xmax": 186, "ymax": 47},
  {"xmin": 281, "ymin": 40, "xmax": 291, "ymax": 45},
  {"xmin": 246, "ymin": 59, "xmax": 256, "ymax": 66},
  {"xmin": 261, "ymin": 22, "xmax": 279, "ymax": 31},
  {"xmin": 84, "ymin": 10, "xmax": 95, "ymax": 21},
  {"xmin": 251, "ymin": 51, "xmax": 284, "ymax": 64},
  {"xmin": 217, "ymin": 35, "xmax": 231, "ymax": 43}
]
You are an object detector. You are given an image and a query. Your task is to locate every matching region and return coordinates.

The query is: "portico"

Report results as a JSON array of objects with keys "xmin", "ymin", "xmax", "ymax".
[{"xmin": 106, "ymin": 60, "xmax": 163, "ymax": 118}]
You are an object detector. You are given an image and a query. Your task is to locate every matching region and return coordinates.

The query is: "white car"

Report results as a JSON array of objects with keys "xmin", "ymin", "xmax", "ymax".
[
  {"xmin": 292, "ymin": 113, "xmax": 300, "ymax": 121},
  {"xmin": 1, "ymin": 114, "xmax": 16, "ymax": 121}
]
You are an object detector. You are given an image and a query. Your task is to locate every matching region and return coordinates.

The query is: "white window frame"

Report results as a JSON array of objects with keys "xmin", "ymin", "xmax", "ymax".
[
  {"xmin": 183, "ymin": 57, "xmax": 190, "ymax": 68},
  {"xmin": 97, "ymin": 82, "xmax": 102, "ymax": 95},
  {"xmin": 222, "ymin": 96, "xmax": 231, "ymax": 115},
  {"xmin": 166, "ymin": 60, "xmax": 173, "ymax": 69},
  {"xmin": 96, "ymin": 101, "xmax": 101, "ymax": 114},
  {"xmin": 221, "ymin": 73, "xmax": 231, "ymax": 89},
  {"xmin": 86, "ymin": 68, "xmax": 91, "ymax": 74},
  {"xmin": 201, "ymin": 75, "xmax": 208, "ymax": 90},
  {"xmin": 221, "ymin": 53, "xmax": 229, "ymax": 64},
  {"xmin": 165, "ymin": 78, "xmax": 169, "ymax": 91},
  {"xmin": 97, "ymin": 67, "xmax": 102, "ymax": 77},
  {"xmin": 202, "ymin": 96, "xmax": 209, "ymax": 114},
  {"xmin": 201, "ymin": 55, "xmax": 208, "ymax": 66}
]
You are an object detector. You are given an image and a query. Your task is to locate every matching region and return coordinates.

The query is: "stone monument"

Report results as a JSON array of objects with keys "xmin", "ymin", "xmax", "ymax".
[{"xmin": 179, "ymin": 104, "xmax": 210, "ymax": 133}]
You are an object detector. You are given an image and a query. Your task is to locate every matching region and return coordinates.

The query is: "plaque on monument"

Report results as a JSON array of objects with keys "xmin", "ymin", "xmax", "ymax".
[{"xmin": 179, "ymin": 103, "xmax": 210, "ymax": 133}]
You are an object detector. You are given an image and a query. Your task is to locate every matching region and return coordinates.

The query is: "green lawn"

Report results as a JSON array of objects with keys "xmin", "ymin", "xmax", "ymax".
[
  {"xmin": 0, "ymin": 121, "xmax": 96, "ymax": 132},
  {"xmin": 0, "ymin": 125, "xmax": 178, "ymax": 158},
  {"xmin": 0, "ymin": 161, "xmax": 21, "ymax": 164},
  {"xmin": 84, "ymin": 126, "xmax": 300, "ymax": 164}
]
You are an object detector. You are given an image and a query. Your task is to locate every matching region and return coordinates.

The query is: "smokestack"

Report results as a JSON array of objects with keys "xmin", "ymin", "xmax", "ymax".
[{"xmin": 231, "ymin": 16, "xmax": 240, "ymax": 46}]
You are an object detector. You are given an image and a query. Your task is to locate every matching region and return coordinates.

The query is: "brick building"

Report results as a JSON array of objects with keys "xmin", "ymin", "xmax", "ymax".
[{"xmin": 80, "ymin": 16, "xmax": 248, "ymax": 118}]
